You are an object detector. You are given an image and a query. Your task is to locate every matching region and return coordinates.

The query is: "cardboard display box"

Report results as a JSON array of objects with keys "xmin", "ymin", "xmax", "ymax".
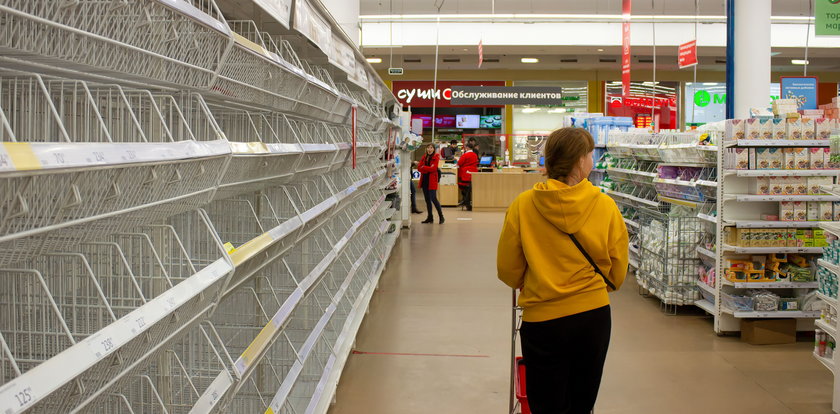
[{"xmin": 741, "ymin": 318, "xmax": 796, "ymax": 345}]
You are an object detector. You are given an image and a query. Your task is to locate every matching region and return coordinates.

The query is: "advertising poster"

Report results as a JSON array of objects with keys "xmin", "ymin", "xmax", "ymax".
[{"xmin": 780, "ymin": 77, "xmax": 819, "ymax": 111}]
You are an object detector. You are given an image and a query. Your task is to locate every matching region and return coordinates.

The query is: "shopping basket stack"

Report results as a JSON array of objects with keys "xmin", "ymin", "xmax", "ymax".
[{"xmin": 0, "ymin": 0, "xmax": 399, "ymax": 412}]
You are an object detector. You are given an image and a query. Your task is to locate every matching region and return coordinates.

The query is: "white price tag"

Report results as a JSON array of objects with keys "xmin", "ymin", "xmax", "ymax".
[
  {"xmin": 87, "ymin": 332, "xmax": 118, "ymax": 359},
  {"xmin": 0, "ymin": 381, "xmax": 36, "ymax": 413},
  {"xmin": 0, "ymin": 146, "xmax": 14, "ymax": 172}
]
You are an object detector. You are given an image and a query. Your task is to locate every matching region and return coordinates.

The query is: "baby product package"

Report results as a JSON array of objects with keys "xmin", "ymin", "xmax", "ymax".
[
  {"xmin": 786, "ymin": 119, "xmax": 803, "ymax": 140},
  {"xmin": 726, "ymin": 119, "xmax": 746, "ymax": 140}
]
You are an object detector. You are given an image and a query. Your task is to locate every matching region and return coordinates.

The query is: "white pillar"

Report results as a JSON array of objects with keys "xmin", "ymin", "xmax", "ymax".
[
  {"xmin": 733, "ymin": 0, "xmax": 771, "ymax": 119},
  {"xmin": 321, "ymin": 0, "xmax": 360, "ymax": 45}
]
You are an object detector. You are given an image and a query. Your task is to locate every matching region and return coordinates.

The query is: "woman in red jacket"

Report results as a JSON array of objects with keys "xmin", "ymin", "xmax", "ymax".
[
  {"xmin": 457, "ymin": 142, "xmax": 479, "ymax": 211},
  {"xmin": 418, "ymin": 143, "xmax": 445, "ymax": 224}
]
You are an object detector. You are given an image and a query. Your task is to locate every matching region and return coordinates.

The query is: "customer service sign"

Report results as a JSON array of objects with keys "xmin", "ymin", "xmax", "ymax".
[{"xmin": 392, "ymin": 80, "xmax": 505, "ymax": 107}]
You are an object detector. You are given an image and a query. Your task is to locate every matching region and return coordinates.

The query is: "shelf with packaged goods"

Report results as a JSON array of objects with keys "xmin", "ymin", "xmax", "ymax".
[
  {"xmin": 818, "ymin": 290, "xmax": 839, "ymax": 308},
  {"xmin": 697, "ymin": 280, "xmax": 716, "ymax": 296},
  {"xmin": 697, "ymin": 246, "xmax": 717, "ymax": 260},
  {"xmin": 659, "ymin": 162, "xmax": 714, "ymax": 168},
  {"xmin": 657, "ymin": 195, "xmax": 707, "ymax": 208},
  {"xmin": 723, "ymin": 140, "xmax": 830, "ymax": 147},
  {"xmin": 814, "ymin": 351, "xmax": 835, "ymax": 372},
  {"xmin": 653, "ymin": 178, "xmax": 702, "ymax": 187},
  {"xmin": 722, "ymin": 308, "xmax": 821, "ymax": 318},
  {"xmin": 721, "ymin": 244, "xmax": 824, "ymax": 254},
  {"xmin": 819, "ymin": 259, "xmax": 840, "ymax": 279},
  {"xmin": 821, "ymin": 185, "xmax": 840, "ymax": 198},
  {"xmin": 727, "ymin": 220, "xmax": 829, "ymax": 229},
  {"xmin": 725, "ymin": 169, "xmax": 840, "ymax": 177},
  {"xmin": 603, "ymin": 188, "xmax": 660, "ymax": 207},
  {"xmin": 695, "ymin": 299, "xmax": 716, "ymax": 315},
  {"xmin": 819, "ymin": 222, "xmax": 840, "ymax": 236},
  {"xmin": 606, "ymin": 167, "xmax": 658, "ymax": 178},
  {"xmin": 720, "ymin": 280, "xmax": 819, "ymax": 289},
  {"xmin": 696, "ymin": 180, "xmax": 718, "ymax": 188},
  {"xmin": 727, "ymin": 195, "xmax": 840, "ymax": 202},
  {"xmin": 697, "ymin": 213, "xmax": 718, "ymax": 224},
  {"xmin": 817, "ymin": 318, "xmax": 838, "ymax": 339}
]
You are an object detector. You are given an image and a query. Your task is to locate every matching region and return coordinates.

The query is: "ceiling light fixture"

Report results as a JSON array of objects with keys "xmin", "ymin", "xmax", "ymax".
[
  {"xmin": 521, "ymin": 107, "xmax": 542, "ymax": 113},
  {"xmin": 597, "ymin": 48, "xmax": 605, "ymax": 52},
  {"xmin": 521, "ymin": 58, "xmax": 539, "ymax": 63},
  {"xmin": 791, "ymin": 59, "xmax": 809, "ymax": 65},
  {"xmin": 366, "ymin": 57, "xmax": 382, "ymax": 63}
]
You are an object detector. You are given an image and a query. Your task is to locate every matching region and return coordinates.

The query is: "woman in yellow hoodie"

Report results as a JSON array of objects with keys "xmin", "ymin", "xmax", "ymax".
[{"xmin": 498, "ymin": 127, "xmax": 628, "ymax": 414}]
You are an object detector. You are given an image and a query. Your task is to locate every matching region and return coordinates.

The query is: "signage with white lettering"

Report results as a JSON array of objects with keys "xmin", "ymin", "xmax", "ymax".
[
  {"xmin": 450, "ymin": 86, "xmax": 569, "ymax": 106},
  {"xmin": 392, "ymin": 80, "xmax": 505, "ymax": 108}
]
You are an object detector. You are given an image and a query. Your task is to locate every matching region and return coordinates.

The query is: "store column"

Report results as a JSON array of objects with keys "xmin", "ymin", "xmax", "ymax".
[{"xmin": 729, "ymin": 0, "xmax": 772, "ymax": 119}]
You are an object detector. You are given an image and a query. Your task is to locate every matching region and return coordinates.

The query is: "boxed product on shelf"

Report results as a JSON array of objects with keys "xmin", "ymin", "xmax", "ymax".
[
  {"xmin": 769, "ymin": 176, "xmax": 785, "ymax": 195},
  {"xmin": 808, "ymin": 201, "xmax": 834, "ymax": 221},
  {"xmin": 726, "ymin": 119, "xmax": 746, "ymax": 140},
  {"xmin": 807, "ymin": 202, "xmax": 821, "ymax": 221},
  {"xmin": 835, "ymin": 202, "xmax": 840, "ymax": 221},
  {"xmin": 783, "ymin": 148, "xmax": 798, "ymax": 169},
  {"xmin": 745, "ymin": 118, "xmax": 763, "ymax": 140},
  {"xmin": 794, "ymin": 177, "xmax": 809, "ymax": 195},
  {"xmin": 796, "ymin": 229, "xmax": 814, "ymax": 246},
  {"xmin": 815, "ymin": 229, "xmax": 829, "ymax": 247},
  {"xmin": 807, "ymin": 177, "xmax": 833, "ymax": 195},
  {"xmin": 750, "ymin": 177, "xmax": 770, "ymax": 195},
  {"xmin": 809, "ymin": 148, "xmax": 827, "ymax": 169},
  {"xmin": 725, "ymin": 147, "xmax": 752, "ymax": 169},
  {"xmin": 785, "ymin": 119, "xmax": 803, "ymax": 140},
  {"xmin": 793, "ymin": 147, "xmax": 810, "ymax": 169},
  {"xmin": 802, "ymin": 118, "xmax": 816, "ymax": 140},
  {"xmin": 780, "ymin": 201, "xmax": 795, "ymax": 221},
  {"xmin": 816, "ymin": 118, "xmax": 835, "ymax": 139}
]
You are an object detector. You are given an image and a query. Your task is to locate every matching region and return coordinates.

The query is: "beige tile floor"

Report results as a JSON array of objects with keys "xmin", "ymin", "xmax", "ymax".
[{"xmin": 329, "ymin": 209, "xmax": 835, "ymax": 414}]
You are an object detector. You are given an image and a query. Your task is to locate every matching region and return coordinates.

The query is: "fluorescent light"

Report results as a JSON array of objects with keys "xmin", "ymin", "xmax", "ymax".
[
  {"xmin": 703, "ymin": 82, "xmax": 721, "ymax": 85},
  {"xmin": 521, "ymin": 108, "xmax": 542, "ymax": 113},
  {"xmin": 597, "ymin": 48, "xmax": 605, "ymax": 52},
  {"xmin": 366, "ymin": 57, "xmax": 382, "ymax": 63},
  {"xmin": 791, "ymin": 59, "xmax": 809, "ymax": 65},
  {"xmin": 548, "ymin": 108, "xmax": 568, "ymax": 113},
  {"xmin": 521, "ymin": 58, "xmax": 539, "ymax": 63}
]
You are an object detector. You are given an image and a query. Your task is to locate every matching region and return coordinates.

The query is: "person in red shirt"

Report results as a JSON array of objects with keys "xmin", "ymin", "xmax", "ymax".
[
  {"xmin": 457, "ymin": 142, "xmax": 479, "ymax": 211},
  {"xmin": 418, "ymin": 143, "xmax": 444, "ymax": 224}
]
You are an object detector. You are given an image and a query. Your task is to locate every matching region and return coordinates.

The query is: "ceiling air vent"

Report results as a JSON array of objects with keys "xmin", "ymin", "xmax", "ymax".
[
  {"xmin": 638, "ymin": 58, "xmax": 654, "ymax": 63},
  {"xmin": 483, "ymin": 58, "xmax": 500, "ymax": 63},
  {"xmin": 560, "ymin": 58, "xmax": 578, "ymax": 63},
  {"xmin": 403, "ymin": 57, "xmax": 421, "ymax": 63},
  {"xmin": 599, "ymin": 58, "xmax": 617, "ymax": 63},
  {"xmin": 715, "ymin": 59, "xmax": 727, "ymax": 64},
  {"xmin": 443, "ymin": 58, "xmax": 461, "ymax": 63}
]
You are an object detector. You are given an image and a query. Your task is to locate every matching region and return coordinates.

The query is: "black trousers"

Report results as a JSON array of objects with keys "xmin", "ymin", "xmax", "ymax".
[
  {"xmin": 459, "ymin": 183, "xmax": 472, "ymax": 209},
  {"xmin": 410, "ymin": 179, "xmax": 419, "ymax": 211},
  {"xmin": 520, "ymin": 305, "xmax": 611, "ymax": 414},
  {"xmin": 422, "ymin": 187, "xmax": 443, "ymax": 221}
]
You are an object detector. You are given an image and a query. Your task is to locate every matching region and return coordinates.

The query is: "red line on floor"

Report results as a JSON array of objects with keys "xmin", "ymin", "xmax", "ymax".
[{"xmin": 352, "ymin": 350, "xmax": 490, "ymax": 358}]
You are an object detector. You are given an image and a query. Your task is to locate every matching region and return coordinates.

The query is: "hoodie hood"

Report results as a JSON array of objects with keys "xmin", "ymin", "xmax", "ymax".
[{"xmin": 531, "ymin": 178, "xmax": 602, "ymax": 234}]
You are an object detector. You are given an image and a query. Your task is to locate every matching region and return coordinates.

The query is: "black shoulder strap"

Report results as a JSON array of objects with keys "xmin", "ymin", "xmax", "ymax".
[{"xmin": 567, "ymin": 233, "xmax": 616, "ymax": 291}]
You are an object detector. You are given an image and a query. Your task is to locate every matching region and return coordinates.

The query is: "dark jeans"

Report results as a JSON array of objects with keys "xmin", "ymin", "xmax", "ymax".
[
  {"xmin": 422, "ymin": 187, "xmax": 443, "ymax": 221},
  {"xmin": 459, "ymin": 183, "xmax": 472, "ymax": 209},
  {"xmin": 520, "ymin": 305, "xmax": 611, "ymax": 414},
  {"xmin": 410, "ymin": 179, "xmax": 419, "ymax": 211}
]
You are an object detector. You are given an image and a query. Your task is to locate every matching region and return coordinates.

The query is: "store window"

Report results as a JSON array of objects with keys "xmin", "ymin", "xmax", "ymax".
[
  {"xmin": 511, "ymin": 81, "xmax": 588, "ymax": 164},
  {"xmin": 684, "ymin": 82, "xmax": 781, "ymax": 127},
  {"xmin": 605, "ymin": 81, "xmax": 679, "ymax": 130}
]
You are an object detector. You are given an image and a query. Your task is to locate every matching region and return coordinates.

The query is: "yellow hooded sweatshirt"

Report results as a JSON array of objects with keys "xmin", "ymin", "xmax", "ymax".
[{"xmin": 497, "ymin": 178, "xmax": 629, "ymax": 322}]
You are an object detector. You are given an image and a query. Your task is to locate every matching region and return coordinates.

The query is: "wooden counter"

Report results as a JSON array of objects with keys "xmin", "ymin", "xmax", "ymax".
[{"xmin": 471, "ymin": 171, "xmax": 544, "ymax": 210}]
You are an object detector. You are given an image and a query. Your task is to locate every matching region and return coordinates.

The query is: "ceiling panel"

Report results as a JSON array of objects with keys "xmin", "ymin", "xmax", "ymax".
[{"xmin": 361, "ymin": 0, "xmax": 812, "ymax": 17}]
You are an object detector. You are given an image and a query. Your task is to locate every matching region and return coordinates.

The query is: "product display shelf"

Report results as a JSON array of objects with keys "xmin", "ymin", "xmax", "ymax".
[
  {"xmin": 697, "ymin": 213, "xmax": 719, "ymax": 224},
  {"xmin": 814, "ymin": 351, "xmax": 836, "ymax": 372},
  {"xmin": 817, "ymin": 318, "xmax": 838, "ymax": 339},
  {"xmin": 723, "ymin": 140, "xmax": 831, "ymax": 147},
  {"xmin": 0, "ymin": 2, "xmax": 401, "ymax": 413},
  {"xmin": 726, "ymin": 169, "xmax": 840, "ymax": 177},
  {"xmin": 697, "ymin": 246, "xmax": 717, "ymax": 260},
  {"xmin": 819, "ymin": 290, "xmax": 840, "ymax": 308},
  {"xmin": 697, "ymin": 280, "xmax": 716, "ymax": 296},
  {"xmin": 822, "ymin": 185, "xmax": 840, "ymax": 198},
  {"xmin": 695, "ymin": 299, "xmax": 716, "ymax": 315},
  {"xmin": 714, "ymin": 122, "xmax": 826, "ymax": 334}
]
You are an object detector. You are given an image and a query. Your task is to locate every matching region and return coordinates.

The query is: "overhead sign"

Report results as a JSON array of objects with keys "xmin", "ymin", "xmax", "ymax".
[
  {"xmin": 622, "ymin": 0, "xmax": 632, "ymax": 98},
  {"xmin": 780, "ymin": 76, "xmax": 819, "ymax": 110},
  {"xmin": 450, "ymin": 86, "xmax": 567, "ymax": 105},
  {"xmin": 816, "ymin": 0, "xmax": 840, "ymax": 36},
  {"xmin": 392, "ymin": 80, "xmax": 505, "ymax": 108},
  {"xmin": 678, "ymin": 40, "xmax": 698, "ymax": 68},
  {"xmin": 388, "ymin": 68, "xmax": 404, "ymax": 75},
  {"xmin": 478, "ymin": 40, "xmax": 484, "ymax": 68}
]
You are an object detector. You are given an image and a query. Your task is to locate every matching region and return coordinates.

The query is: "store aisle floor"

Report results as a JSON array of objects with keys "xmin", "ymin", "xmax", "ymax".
[{"xmin": 329, "ymin": 210, "xmax": 834, "ymax": 414}]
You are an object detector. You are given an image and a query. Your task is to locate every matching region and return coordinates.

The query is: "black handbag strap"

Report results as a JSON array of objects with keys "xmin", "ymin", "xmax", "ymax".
[{"xmin": 567, "ymin": 233, "xmax": 616, "ymax": 291}]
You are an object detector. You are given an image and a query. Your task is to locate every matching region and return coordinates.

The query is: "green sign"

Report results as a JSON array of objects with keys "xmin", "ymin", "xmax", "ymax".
[
  {"xmin": 694, "ymin": 90, "xmax": 711, "ymax": 107},
  {"xmin": 816, "ymin": 0, "xmax": 840, "ymax": 36}
]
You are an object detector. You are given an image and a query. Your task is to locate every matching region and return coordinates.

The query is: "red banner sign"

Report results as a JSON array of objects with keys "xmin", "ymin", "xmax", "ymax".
[
  {"xmin": 678, "ymin": 40, "xmax": 698, "ymax": 69},
  {"xmin": 621, "ymin": 0, "xmax": 632, "ymax": 98},
  {"xmin": 392, "ymin": 80, "xmax": 505, "ymax": 108},
  {"xmin": 478, "ymin": 40, "xmax": 484, "ymax": 68}
]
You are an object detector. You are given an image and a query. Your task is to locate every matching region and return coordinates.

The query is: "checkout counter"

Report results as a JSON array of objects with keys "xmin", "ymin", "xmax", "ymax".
[{"xmin": 471, "ymin": 168, "xmax": 544, "ymax": 210}]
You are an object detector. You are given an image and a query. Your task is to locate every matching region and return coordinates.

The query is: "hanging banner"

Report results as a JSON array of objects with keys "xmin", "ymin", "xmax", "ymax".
[
  {"xmin": 816, "ymin": 0, "xmax": 840, "ymax": 37},
  {"xmin": 478, "ymin": 40, "xmax": 484, "ymax": 68},
  {"xmin": 780, "ymin": 76, "xmax": 819, "ymax": 110},
  {"xmin": 678, "ymin": 40, "xmax": 698, "ymax": 69},
  {"xmin": 621, "ymin": 0, "xmax": 632, "ymax": 98}
]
